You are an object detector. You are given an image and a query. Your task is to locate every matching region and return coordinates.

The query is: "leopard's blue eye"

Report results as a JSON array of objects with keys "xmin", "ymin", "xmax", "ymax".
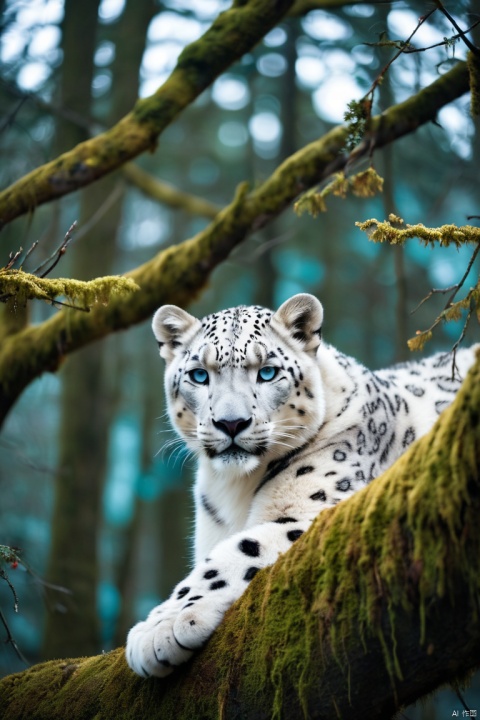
[
  {"xmin": 189, "ymin": 368, "xmax": 209, "ymax": 385},
  {"xmin": 258, "ymin": 366, "xmax": 278, "ymax": 382}
]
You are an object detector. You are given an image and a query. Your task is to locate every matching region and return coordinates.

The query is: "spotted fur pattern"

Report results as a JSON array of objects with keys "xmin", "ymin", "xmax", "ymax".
[{"xmin": 126, "ymin": 294, "xmax": 477, "ymax": 678}]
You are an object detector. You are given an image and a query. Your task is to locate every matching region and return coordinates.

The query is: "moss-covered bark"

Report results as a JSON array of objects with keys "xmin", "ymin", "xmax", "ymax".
[
  {"xmin": 0, "ymin": 0, "xmax": 295, "ymax": 227},
  {"xmin": 0, "ymin": 61, "xmax": 470, "ymax": 428},
  {"xmin": 1, "ymin": 353, "xmax": 480, "ymax": 720}
]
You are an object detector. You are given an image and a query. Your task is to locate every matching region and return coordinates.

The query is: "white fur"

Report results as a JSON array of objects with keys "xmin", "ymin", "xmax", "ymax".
[{"xmin": 126, "ymin": 294, "xmax": 477, "ymax": 678}]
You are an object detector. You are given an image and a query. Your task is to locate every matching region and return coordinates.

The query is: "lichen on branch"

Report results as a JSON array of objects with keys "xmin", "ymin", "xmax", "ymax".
[
  {"xmin": 294, "ymin": 168, "xmax": 384, "ymax": 216},
  {"xmin": 356, "ymin": 213, "xmax": 480, "ymax": 247},
  {"xmin": 0, "ymin": 269, "xmax": 139, "ymax": 310},
  {"xmin": 357, "ymin": 215, "xmax": 480, "ymax": 353}
]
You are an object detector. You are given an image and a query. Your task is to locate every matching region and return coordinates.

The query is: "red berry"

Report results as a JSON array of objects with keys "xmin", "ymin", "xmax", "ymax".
[{"xmin": 10, "ymin": 561, "xmax": 18, "ymax": 570}]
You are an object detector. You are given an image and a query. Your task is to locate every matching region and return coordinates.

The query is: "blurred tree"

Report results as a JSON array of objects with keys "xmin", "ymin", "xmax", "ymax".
[{"xmin": 42, "ymin": 0, "xmax": 156, "ymax": 659}]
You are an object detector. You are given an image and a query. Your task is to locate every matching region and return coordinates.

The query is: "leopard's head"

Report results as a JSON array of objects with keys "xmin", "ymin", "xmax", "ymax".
[{"xmin": 153, "ymin": 294, "xmax": 325, "ymax": 476}]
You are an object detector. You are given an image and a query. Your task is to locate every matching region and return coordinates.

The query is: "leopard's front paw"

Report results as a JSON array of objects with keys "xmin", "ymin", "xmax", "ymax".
[
  {"xmin": 126, "ymin": 603, "xmax": 193, "ymax": 678},
  {"xmin": 126, "ymin": 586, "xmax": 236, "ymax": 678}
]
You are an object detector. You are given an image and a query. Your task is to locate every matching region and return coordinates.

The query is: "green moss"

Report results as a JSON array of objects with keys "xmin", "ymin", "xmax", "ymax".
[
  {"xmin": 294, "ymin": 168, "xmax": 384, "ymax": 217},
  {"xmin": 0, "ymin": 269, "xmax": 139, "ymax": 309},
  {"xmin": 356, "ymin": 214, "xmax": 480, "ymax": 248},
  {"xmin": 211, "ymin": 353, "xmax": 480, "ymax": 717}
]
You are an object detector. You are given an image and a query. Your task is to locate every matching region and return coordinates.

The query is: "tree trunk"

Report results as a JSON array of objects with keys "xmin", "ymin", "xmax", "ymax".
[
  {"xmin": 41, "ymin": 0, "xmax": 101, "ymax": 658},
  {"xmin": 2, "ymin": 352, "xmax": 480, "ymax": 719},
  {"xmin": 42, "ymin": 0, "xmax": 156, "ymax": 658}
]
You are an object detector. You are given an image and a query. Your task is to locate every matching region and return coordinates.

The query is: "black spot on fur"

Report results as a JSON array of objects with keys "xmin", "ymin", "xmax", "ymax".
[
  {"xmin": 177, "ymin": 587, "xmax": 190, "ymax": 599},
  {"xmin": 310, "ymin": 490, "xmax": 327, "ymax": 501},
  {"xmin": 203, "ymin": 569, "xmax": 218, "ymax": 579},
  {"xmin": 275, "ymin": 517, "xmax": 298, "ymax": 524},
  {"xmin": 296, "ymin": 465, "xmax": 314, "ymax": 477},
  {"xmin": 335, "ymin": 478, "xmax": 351, "ymax": 492},
  {"xmin": 239, "ymin": 539, "xmax": 260, "ymax": 557},
  {"xmin": 333, "ymin": 449, "xmax": 347, "ymax": 461},
  {"xmin": 255, "ymin": 442, "xmax": 310, "ymax": 493},
  {"xmin": 405, "ymin": 384, "xmax": 425, "ymax": 397},
  {"xmin": 210, "ymin": 580, "xmax": 227, "ymax": 590},
  {"xmin": 201, "ymin": 494, "xmax": 225, "ymax": 526},
  {"xmin": 189, "ymin": 595, "xmax": 203, "ymax": 601},
  {"xmin": 403, "ymin": 427, "xmax": 416, "ymax": 447},
  {"xmin": 244, "ymin": 567, "xmax": 260, "ymax": 581},
  {"xmin": 183, "ymin": 602, "xmax": 194, "ymax": 609},
  {"xmin": 287, "ymin": 529, "xmax": 304, "ymax": 542}
]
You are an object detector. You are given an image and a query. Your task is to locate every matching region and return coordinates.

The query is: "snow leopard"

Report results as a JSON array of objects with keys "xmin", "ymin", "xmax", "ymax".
[{"xmin": 126, "ymin": 293, "xmax": 477, "ymax": 678}]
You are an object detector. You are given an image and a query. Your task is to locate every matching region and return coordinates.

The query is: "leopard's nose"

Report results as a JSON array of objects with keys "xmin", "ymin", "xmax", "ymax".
[{"xmin": 212, "ymin": 417, "xmax": 252, "ymax": 438}]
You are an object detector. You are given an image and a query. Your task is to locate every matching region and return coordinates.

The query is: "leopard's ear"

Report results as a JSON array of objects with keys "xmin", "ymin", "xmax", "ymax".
[
  {"xmin": 271, "ymin": 294, "xmax": 323, "ymax": 354},
  {"xmin": 152, "ymin": 305, "xmax": 201, "ymax": 361}
]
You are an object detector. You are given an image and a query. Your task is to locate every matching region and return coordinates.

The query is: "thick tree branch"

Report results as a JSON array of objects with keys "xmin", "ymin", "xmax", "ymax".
[
  {"xmin": 0, "ymin": 61, "xmax": 470, "ymax": 427},
  {"xmin": 0, "ymin": 0, "xmax": 295, "ymax": 229},
  {"xmin": 1, "ymin": 352, "xmax": 479, "ymax": 719},
  {"xmin": 0, "ymin": 60, "xmax": 470, "ymax": 428}
]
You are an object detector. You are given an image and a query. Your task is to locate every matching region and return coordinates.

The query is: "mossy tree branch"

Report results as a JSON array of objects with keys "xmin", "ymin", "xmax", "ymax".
[
  {"xmin": 1, "ymin": 352, "xmax": 480, "ymax": 720},
  {"xmin": 0, "ymin": 60, "xmax": 470, "ymax": 427},
  {"xmin": 0, "ymin": 0, "xmax": 296, "ymax": 229}
]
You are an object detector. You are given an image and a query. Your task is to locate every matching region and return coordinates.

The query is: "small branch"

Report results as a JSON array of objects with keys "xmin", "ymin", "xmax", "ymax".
[
  {"xmin": 411, "ymin": 242, "xmax": 480, "ymax": 315},
  {"xmin": 0, "ymin": 96, "xmax": 27, "ymax": 134},
  {"xmin": 4, "ymin": 248, "xmax": 23, "ymax": 271},
  {"xmin": 0, "ymin": 607, "xmax": 29, "ymax": 666},
  {"xmin": 401, "ymin": 20, "xmax": 480, "ymax": 54},
  {"xmin": 32, "ymin": 221, "xmax": 77, "ymax": 277},
  {"xmin": 450, "ymin": 301, "xmax": 475, "ymax": 379},
  {"xmin": 344, "ymin": 9, "xmax": 437, "ymax": 151},
  {"xmin": 368, "ymin": 11, "xmax": 436, "ymax": 96},
  {"xmin": 433, "ymin": 0, "xmax": 480, "ymax": 58},
  {"xmin": 0, "ymin": 568, "xmax": 19, "ymax": 613}
]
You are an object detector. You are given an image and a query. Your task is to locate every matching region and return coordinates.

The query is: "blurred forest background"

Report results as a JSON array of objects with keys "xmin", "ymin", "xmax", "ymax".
[{"xmin": 0, "ymin": 0, "xmax": 479, "ymax": 716}]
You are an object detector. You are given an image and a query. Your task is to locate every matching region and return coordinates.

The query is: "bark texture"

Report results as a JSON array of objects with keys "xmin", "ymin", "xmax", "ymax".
[
  {"xmin": 0, "ymin": 61, "xmax": 470, "ymax": 428},
  {"xmin": 1, "ymin": 352, "xmax": 480, "ymax": 720}
]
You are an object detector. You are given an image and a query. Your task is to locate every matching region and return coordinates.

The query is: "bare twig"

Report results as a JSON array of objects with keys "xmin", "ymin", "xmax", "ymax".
[
  {"xmin": 365, "ymin": 20, "xmax": 480, "ymax": 55},
  {"xmin": 0, "ymin": 568, "xmax": 19, "ymax": 613},
  {"xmin": 365, "ymin": 9, "xmax": 437, "ymax": 102},
  {"xmin": 409, "ymin": 243, "xmax": 480, "ymax": 365},
  {"xmin": 0, "ymin": 607, "xmax": 29, "ymax": 666},
  {"xmin": 21, "ymin": 240, "xmax": 39, "ymax": 267},
  {"xmin": 0, "ymin": 96, "xmax": 27, "ymax": 134},
  {"xmin": 433, "ymin": 0, "xmax": 480, "ymax": 58},
  {"xmin": 411, "ymin": 242, "xmax": 480, "ymax": 316},
  {"xmin": 32, "ymin": 221, "xmax": 77, "ymax": 277},
  {"xmin": 4, "ymin": 248, "xmax": 23, "ymax": 271},
  {"xmin": 450, "ymin": 301, "xmax": 475, "ymax": 378}
]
